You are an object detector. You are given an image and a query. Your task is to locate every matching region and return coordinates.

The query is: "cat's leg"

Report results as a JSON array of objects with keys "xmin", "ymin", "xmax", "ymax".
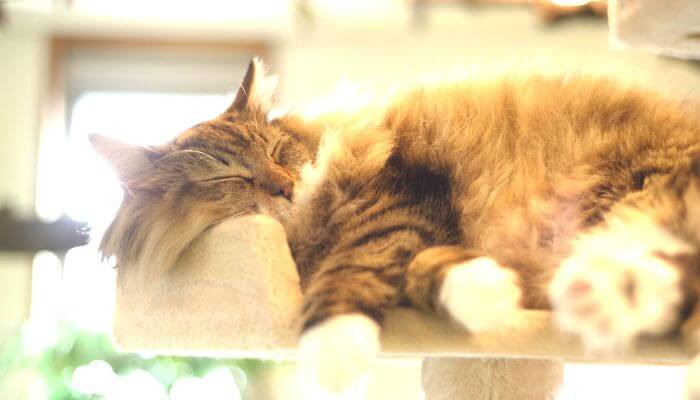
[
  {"xmin": 549, "ymin": 155, "xmax": 700, "ymax": 354},
  {"xmin": 403, "ymin": 245, "xmax": 522, "ymax": 332},
  {"xmin": 550, "ymin": 161, "xmax": 700, "ymax": 399},
  {"xmin": 297, "ymin": 230, "xmax": 420, "ymax": 394},
  {"xmin": 549, "ymin": 209, "xmax": 695, "ymax": 352},
  {"xmin": 298, "ymin": 244, "xmax": 523, "ymax": 394}
]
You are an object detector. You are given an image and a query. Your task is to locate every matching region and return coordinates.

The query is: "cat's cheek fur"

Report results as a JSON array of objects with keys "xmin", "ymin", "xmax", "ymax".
[
  {"xmin": 439, "ymin": 257, "xmax": 522, "ymax": 332},
  {"xmin": 298, "ymin": 313, "xmax": 380, "ymax": 394},
  {"xmin": 294, "ymin": 131, "xmax": 343, "ymax": 206},
  {"xmin": 550, "ymin": 211, "xmax": 690, "ymax": 352}
]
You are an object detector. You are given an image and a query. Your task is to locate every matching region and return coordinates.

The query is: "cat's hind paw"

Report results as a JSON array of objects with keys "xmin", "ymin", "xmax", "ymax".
[
  {"xmin": 298, "ymin": 313, "xmax": 380, "ymax": 395},
  {"xmin": 550, "ymin": 213, "xmax": 689, "ymax": 352},
  {"xmin": 439, "ymin": 257, "xmax": 522, "ymax": 332}
]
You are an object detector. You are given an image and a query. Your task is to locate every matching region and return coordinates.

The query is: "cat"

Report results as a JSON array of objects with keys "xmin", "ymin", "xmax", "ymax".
[{"xmin": 91, "ymin": 59, "xmax": 700, "ymax": 396}]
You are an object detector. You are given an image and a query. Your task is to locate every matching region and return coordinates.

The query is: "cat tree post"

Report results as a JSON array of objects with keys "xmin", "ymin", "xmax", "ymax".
[{"xmin": 421, "ymin": 358, "xmax": 564, "ymax": 400}]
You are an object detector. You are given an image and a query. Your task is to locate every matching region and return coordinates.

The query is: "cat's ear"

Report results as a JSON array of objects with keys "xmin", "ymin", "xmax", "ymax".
[
  {"xmin": 89, "ymin": 133, "xmax": 157, "ymax": 187},
  {"xmin": 228, "ymin": 58, "xmax": 278, "ymax": 113}
]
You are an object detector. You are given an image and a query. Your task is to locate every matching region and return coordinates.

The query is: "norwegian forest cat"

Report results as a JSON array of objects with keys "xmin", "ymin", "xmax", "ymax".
[{"xmin": 92, "ymin": 60, "xmax": 700, "ymax": 395}]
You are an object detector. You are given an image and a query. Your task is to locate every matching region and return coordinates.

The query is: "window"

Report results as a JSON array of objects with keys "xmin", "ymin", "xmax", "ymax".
[{"xmin": 32, "ymin": 40, "xmax": 261, "ymax": 331}]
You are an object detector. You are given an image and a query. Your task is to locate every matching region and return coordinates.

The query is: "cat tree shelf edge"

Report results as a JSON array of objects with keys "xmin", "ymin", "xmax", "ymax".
[{"xmin": 112, "ymin": 215, "xmax": 690, "ymax": 364}]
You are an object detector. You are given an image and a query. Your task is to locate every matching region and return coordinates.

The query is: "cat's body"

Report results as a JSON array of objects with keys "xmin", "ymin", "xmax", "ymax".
[
  {"xmin": 289, "ymin": 75, "xmax": 700, "ymax": 322},
  {"xmin": 92, "ymin": 60, "xmax": 700, "ymax": 395}
]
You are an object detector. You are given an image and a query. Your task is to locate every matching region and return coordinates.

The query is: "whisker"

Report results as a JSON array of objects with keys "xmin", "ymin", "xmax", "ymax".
[
  {"xmin": 230, "ymin": 207, "xmax": 257, "ymax": 218},
  {"xmin": 205, "ymin": 207, "xmax": 257, "ymax": 229},
  {"xmin": 153, "ymin": 149, "xmax": 218, "ymax": 166}
]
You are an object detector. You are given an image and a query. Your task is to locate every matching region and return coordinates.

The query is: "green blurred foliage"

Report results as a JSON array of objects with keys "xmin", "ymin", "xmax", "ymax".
[{"xmin": 0, "ymin": 321, "xmax": 276, "ymax": 399}]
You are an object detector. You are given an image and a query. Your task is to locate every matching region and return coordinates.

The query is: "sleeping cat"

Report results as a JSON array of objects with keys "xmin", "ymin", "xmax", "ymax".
[{"xmin": 92, "ymin": 59, "xmax": 700, "ymax": 396}]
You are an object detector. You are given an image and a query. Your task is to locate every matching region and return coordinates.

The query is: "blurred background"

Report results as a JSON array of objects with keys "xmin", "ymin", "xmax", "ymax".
[{"xmin": 0, "ymin": 0, "xmax": 699, "ymax": 399}]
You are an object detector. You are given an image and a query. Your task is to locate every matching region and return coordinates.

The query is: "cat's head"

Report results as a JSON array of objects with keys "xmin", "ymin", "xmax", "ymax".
[{"xmin": 91, "ymin": 59, "xmax": 317, "ymax": 271}]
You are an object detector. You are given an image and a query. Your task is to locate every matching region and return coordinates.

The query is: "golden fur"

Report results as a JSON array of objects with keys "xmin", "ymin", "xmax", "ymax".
[{"xmin": 93, "ymin": 61, "xmax": 700, "ymax": 342}]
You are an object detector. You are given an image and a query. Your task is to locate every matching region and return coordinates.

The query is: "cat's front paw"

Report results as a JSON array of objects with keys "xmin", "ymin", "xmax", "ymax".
[
  {"xmin": 298, "ymin": 313, "xmax": 380, "ymax": 395},
  {"xmin": 687, "ymin": 355, "xmax": 700, "ymax": 400},
  {"xmin": 439, "ymin": 257, "xmax": 522, "ymax": 332},
  {"xmin": 550, "ymin": 214, "xmax": 689, "ymax": 352}
]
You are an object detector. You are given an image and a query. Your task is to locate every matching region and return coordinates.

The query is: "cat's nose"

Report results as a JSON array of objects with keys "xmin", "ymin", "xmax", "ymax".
[{"xmin": 259, "ymin": 163, "xmax": 294, "ymax": 200}]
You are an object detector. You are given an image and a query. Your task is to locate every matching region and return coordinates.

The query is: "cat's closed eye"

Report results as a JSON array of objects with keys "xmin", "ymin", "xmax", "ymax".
[{"xmin": 198, "ymin": 175, "xmax": 252, "ymax": 184}]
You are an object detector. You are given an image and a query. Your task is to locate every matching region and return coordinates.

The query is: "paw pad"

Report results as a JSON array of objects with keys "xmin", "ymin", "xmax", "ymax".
[{"xmin": 550, "ymin": 221, "xmax": 687, "ymax": 352}]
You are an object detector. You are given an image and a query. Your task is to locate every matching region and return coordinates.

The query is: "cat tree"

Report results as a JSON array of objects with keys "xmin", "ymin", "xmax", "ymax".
[
  {"xmin": 611, "ymin": 0, "xmax": 700, "ymax": 60},
  {"xmin": 114, "ymin": 214, "xmax": 690, "ymax": 399}
]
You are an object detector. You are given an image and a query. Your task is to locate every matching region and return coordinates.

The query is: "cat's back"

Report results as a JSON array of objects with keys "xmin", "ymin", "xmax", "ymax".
[
  {"xmin": 382, "ymin": 75, "xmax": 700, "ymax": 189},
  {"xmin": 380, "ymin": 75, "xmax": 700, "ymax": 268}
]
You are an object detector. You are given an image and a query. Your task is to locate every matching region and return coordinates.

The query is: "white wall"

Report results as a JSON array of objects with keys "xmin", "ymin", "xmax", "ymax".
[{"xmin": 279, "ymin": 8, "xmax": 700, "ymax": 105}]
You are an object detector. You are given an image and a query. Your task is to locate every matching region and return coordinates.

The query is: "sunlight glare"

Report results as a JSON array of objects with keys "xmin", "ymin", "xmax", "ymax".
[
  {"xmin": 559, "ymin": 363, "xmax": 685, "ymax": 400},
  {"xmin": 170, "ymin": 369, "xmax": 241, "ymax": 400},
  {"xmin": 104, "ymin": 370, "xmax": 167, "ymax": 400},
  {"xmin": 550, "ymin": 0, "xmax": 593, "ymax": 6},
  {"xmin": 71, "ymin": 360, "xmax": 118, "ymax": 396},
  {"xmin": 34, "ymin": 91, "xmax": 230, "ymax": 332}
]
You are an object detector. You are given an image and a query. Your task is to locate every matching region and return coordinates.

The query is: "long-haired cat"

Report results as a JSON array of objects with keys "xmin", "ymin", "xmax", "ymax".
[{"xmin": 92, "ymin": 59, "xmax": 700, "ymax": 396}]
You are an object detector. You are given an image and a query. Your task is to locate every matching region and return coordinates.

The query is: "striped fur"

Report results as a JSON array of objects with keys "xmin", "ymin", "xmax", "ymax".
[{"xmin": 288, "ymin": 76, "xmax": 700, "ymax": 336}]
